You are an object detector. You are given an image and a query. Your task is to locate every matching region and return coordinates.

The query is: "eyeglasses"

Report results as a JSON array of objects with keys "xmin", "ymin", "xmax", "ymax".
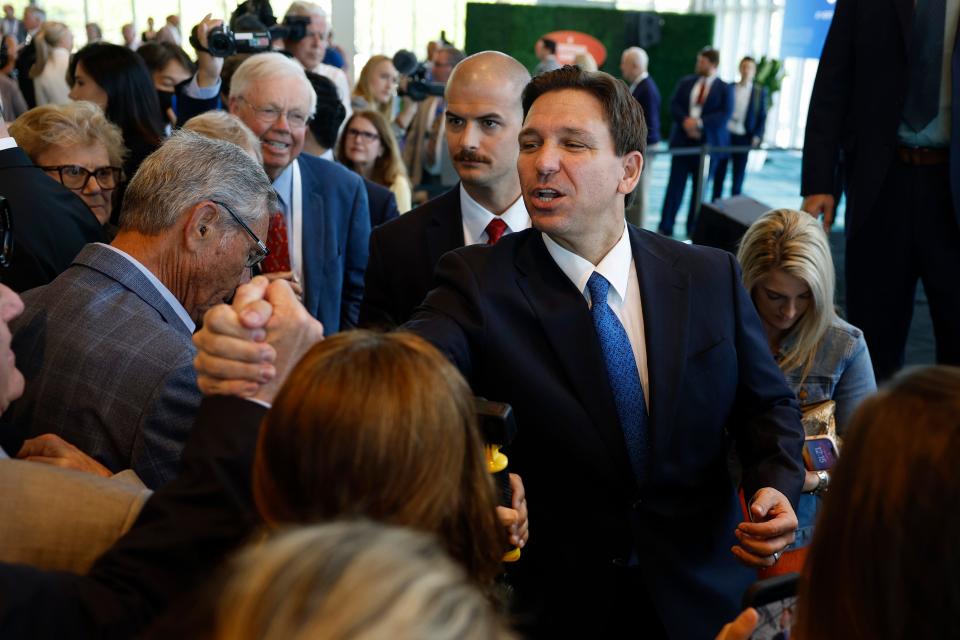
[
  {"xmin": 237, "ymin": 96, "xmax": 312, "ymax": 129},
  {"xmin": 39, "ymin": 165, "xmax": 123, "ymax": 190},
  {"xmin": 345, "ymin": 128, "xmax": 380, "ymax": 142},
  {"xmin": 0, "ymin": 196, "xmax": 12, "ymax": 270},
  {"xmin": 211, "ymin": 200, "xmax": 269, "ymax": 268}
]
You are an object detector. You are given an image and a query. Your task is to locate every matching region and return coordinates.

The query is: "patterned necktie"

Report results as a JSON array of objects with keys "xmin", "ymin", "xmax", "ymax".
[
  {"xmin": 903, "ymin": 0, "xmax": 947, "ymax": 131},
  {"xmin": 261, "ymin": 210, "xmax": 291, "ymax": 273},
  {"xmin": 485, "ymin": 218, "xmax": 508, "ymax": 245},
  {"xmin": 587, "ymin": 272, "xmax": 648, "ymax": 485}
]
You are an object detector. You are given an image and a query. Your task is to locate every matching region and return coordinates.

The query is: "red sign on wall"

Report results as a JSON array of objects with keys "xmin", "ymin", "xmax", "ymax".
[{"xmin": 542, "ymin": 30, "xmax": 608, "ymax": 67}]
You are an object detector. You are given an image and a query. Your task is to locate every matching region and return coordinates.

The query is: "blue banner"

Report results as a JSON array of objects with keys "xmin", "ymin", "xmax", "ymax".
[{"xmin": 781, "ymin": 0, "xmax": 836, "ymax": 59}]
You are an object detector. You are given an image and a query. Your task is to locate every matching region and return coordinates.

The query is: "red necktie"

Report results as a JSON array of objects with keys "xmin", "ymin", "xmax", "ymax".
[
  {"xmin": 261, "ymin": 210, "xmax": 291, "ymax": 273},
  {"xmin": 485, "ymin": 218, "xmax": 508, "ymax": 245},
  {"xmin": 696, "ymin": 79, "xmax": 708, "ymax": 105}
]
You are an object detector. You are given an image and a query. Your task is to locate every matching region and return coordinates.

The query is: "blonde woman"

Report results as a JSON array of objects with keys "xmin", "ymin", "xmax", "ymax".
[
  {"xmin": 31, "ymin": 22, "xmax": 73, "ymax": 106},
  {"xmin": 737, "ymin": 208, "xmax": 876, "ymax": 567},
  {"xmin": 351, "ymin": 55, "xmax": 398, "ymax": 122},
  {"xmin": 212, "ymin": 521, "xmax": 514, "ymax": 640}
]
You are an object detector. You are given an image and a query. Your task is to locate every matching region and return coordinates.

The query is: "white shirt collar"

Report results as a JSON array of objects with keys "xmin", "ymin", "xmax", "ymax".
[
  {"xmin": 97, "ymin": 243, "xmax": 196, "ymax": 333},
  {"xmin": 459, "ymin": 184, "xmax": 531, "ymax": 244},
  {"xmin": 628, "ymin": 72, "xmax": 650, "ymax": 93},
  {"xmin": 541, "ymin": 224, "xmax": 633, "ymax": 305}
]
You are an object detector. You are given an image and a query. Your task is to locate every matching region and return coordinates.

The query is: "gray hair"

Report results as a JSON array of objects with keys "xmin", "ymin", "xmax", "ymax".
[
  {"xmin": 120, "ymin": 130, "xmax": 277, "ymax": 236},
  {"xmin": 624, "ymin": 46, "xmax": 649, "ymax": 72},
  {"xmin": 183, "ymin": 110, "xmax": 263, "ymax": 164},
  {"xmin": 284, "ymin": 1, "xmax": 327, "ymax": 20},
  {"xmin": 229, "ymin": 52, "xmax": 317, "ymax": 117}
]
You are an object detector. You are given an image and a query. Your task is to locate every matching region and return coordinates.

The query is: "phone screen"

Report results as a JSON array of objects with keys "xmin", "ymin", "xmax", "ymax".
[{"xmin": 749, "ymin": 595, "xmax": 797, "ymax": 640}]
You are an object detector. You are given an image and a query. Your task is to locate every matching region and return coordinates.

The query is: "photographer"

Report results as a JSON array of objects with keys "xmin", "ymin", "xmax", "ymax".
[{"xmin": 281, "ymin": 2, "xmax": 350, "ymax": 120}]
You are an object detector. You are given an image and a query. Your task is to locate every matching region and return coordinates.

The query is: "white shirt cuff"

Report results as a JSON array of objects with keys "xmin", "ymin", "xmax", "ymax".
[
  {"xmin": 0, "ymin": 136, "xmax": 18, "ymax": 151},
  {"xmin": 184, "ymin": 74, "xmax": 221, "ymax": 100}
]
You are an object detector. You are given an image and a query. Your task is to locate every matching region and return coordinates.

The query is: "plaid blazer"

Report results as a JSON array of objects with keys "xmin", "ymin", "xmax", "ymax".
[{"xmin": 5, "ymin": 244, "xmax": 200, "ymax": 489}]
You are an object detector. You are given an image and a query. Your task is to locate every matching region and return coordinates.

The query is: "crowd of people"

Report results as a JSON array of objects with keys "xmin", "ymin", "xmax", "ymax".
[{"xmin": 0, "ymin": 1, "xmax": 956, "ymax": 638}]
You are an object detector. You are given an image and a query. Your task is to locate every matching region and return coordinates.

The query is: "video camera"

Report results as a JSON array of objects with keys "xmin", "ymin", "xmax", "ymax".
[
  {"xmin": 392, "ymin": 49, "xmax": 446, "ymax": 102},
  {"xmin": 191, "ymin": 15, "xmax": 311, "ymax": 58}
]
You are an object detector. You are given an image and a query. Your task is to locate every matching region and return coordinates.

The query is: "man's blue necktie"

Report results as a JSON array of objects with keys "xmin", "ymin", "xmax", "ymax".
[{"xmin": 587, "ymin": 272, "xmax": 648, "ymax": 485}]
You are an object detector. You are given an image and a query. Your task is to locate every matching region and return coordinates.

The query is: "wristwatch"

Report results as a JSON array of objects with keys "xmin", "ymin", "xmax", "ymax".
[{"xmin": 812, "ymin": 470, "xmax": 830, "ymax": 496}]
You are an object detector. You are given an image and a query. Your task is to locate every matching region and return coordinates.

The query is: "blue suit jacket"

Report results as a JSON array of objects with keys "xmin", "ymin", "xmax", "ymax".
[
  {"xmin": 742, "ymin": 84, "xmax": 769, "ymax": 140},
  {"xmin": 296, "ymin": 154, "xmax": 371, "ymax": 333},
  {"xmin": 632, "ymin": 75, "xmax": 662, "ymax": 145},
  {"xmin": 2, "ymin": 244, "xmax": 200, "ymax": 489},
  {"xmin": 406, "ymin": 226, "xmax": 805, "ymax": 638},
  {"xmin": 669, "ymin": 74, "xmax": 734, "ymax": 157}
]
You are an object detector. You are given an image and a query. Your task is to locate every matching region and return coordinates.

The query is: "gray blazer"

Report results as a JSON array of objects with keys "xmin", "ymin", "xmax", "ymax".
[{"xmin": 5, "ymin": 244, "xmax": 200, "ymax": 489}]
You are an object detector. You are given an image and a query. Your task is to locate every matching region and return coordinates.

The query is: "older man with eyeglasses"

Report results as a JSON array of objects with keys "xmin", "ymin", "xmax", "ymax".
[
  {"xmin": 0, "ymin": 130, "xmax": 277, "ymax": 489},
  {"xmin": 228, "ymin": 52, "xmax": 370, "ymax": 332}
]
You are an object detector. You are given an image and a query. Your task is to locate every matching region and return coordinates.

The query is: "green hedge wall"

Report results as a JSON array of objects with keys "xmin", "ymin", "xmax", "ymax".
[{"xmin": 464, "ymin": 3, "xmax": 715, "ymax": 139}]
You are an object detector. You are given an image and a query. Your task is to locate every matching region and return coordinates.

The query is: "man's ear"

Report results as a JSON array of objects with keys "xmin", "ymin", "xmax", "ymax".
[
  {"xmin": 617, "ymin": 150, "xmax": 643, "ymax": 197},
  {"xmin": 183, "ymin": 201, "xmax": 220, "ymax": 254},
  {"xmin": 227, "ymin": 96, "xmax": 240, "ymax": 116}
]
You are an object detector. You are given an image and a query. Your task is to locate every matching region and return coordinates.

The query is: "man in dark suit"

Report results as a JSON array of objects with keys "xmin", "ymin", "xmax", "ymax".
[
  {"xmin": 360, "ymin": 51, "xmax": 531, "ymax": 328},
  {"xmin": 659, "ymin": 47, "xmax": 733, "ymax": 238},
  {"xmin": 802, "ymin": 0, "xmax": 960, "ymax": 382},
  {"xmin": 0, "ymin": 132, "xmax": 277, "ymax": 489},
  {"xmin": 0, "ymin": 118, "xmax": 105, "ymax": 292},
  {"xmin": 713, "ymin": 56, "xmax": 768, "ymax": 200},
  {"xmin": 228, "ymin": 52, "xmax": 370, "ymax": 333},
  {"xmin": 621, "ymin": 46, "xmax": 661, "ymax": 227},
  {"xmin": 400, "ymin": 67, "xmax": 804, "ymax": 638},
  {"xmin": 14, "ymin": 6, "xmax": 43, "ymax": 109}
]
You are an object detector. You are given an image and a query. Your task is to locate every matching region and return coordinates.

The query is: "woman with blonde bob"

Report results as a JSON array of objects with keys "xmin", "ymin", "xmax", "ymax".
[
  {"xmin": 717, "ymin": 366, "xmax": 960, "ymax": 640},
  {"xmin": 253, "ymin": 330, "xmax": 506, "ymax": 587},
  {"xmin": 10, "ymin": 101, "xmax": 126, "ymax": 230},
  {"xmin": 736, "ymin": 209, "xmax": 876, "ymax": 567},
  {"xmin": 212, "ymin": 521, "xmax": 514, "ymax": 640}
]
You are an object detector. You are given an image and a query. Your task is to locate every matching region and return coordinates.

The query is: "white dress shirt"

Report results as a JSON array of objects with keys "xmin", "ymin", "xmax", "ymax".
[
  {"xmin": 542, "ymin": 226, "xmax": 650, "ymax": 408},
  {"xmin": 689, "ymin": 73, "xmax": 718, "ymax": 121},
  {"xmin": 728, "ymin": 82, "xmax": 753, "ymax": 135},
  {"xmin": 459, "ymin": 185, "xmax": 532, "ymax": 245}
]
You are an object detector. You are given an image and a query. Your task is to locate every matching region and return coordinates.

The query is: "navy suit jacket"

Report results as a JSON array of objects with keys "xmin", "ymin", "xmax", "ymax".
[
  {"xmin": 668, "ymin": 74, "xmax": 734, "ymax": 157},
  {"xmin": 802, "ymin": 0, "xmax": 960, "ymax": 235},
  {"xmin": 741, "ymin": 84, "xmax": 769, "ymax": 140},
  {"xmin": 405, "ymin": 226, "xmax": 805, "ymax": 638},
  {"xmin": 296, "ymin": 154, "xmax": 371, "ymax": 333},
  {"xmin": 631, "ymin": 75, "xmax": 662, "ymax": 144},
  {"xmin": 361, "ymin": 177, "xmax": 400, "ymax": 228},
  {"xmin": 360, "ymin": 186, "xmax": 462, "ymax": 328}
]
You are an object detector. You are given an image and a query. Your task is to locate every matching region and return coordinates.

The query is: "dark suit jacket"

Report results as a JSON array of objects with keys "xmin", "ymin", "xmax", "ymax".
[
  {"xmin": 3, "ymin": 244, "xmax": 200, "ymax": 489},
  {"xmin": 801, "ymin": 0, "xmax": 960, "ymax": 234},
  {"xmin": 632, "ymin": 75, "xmax": 662, "ymax": 145},
  {"xmin": 362, "ymin": 176, "xmax": 400, "ymax": 228},
  {"xmin": 742, "ymin": 84, "xmax": 769, "ymax": 140},
  {"xmin": 297, "ymin": 154, "xmax": 371, "ymax": 332},
  {"xmin": 0, "ymin": 146, "xmax": 105, "ymax": 292},
  {"xmin": 359, "ymin": 186, "xmax": 463, "ymax": 328},
  {"xmin": 405, "ymin": 226, "xmax": 805, "ymax": 638},
  {"xmin": 0, "ymin": 395, "xmax": 266, "ymax": 638},
  {"xmin": 15, "ymin": 39, "xmax": 35, "ymax": 109},
  {"xmin": 668, "ymin": 74, "xmax": 734, "ymax": 158}
]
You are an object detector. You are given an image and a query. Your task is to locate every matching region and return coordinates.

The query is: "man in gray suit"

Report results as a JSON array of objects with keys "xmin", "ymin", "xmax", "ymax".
[{"xmin": 0, "ymin": 131, "xmax": 278, "ymax": 489}]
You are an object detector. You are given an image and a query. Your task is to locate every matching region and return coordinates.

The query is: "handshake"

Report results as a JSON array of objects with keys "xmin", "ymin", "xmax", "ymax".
[{"xmin": 192, "ymin": 276, "xmax": 325, "ymax": 405}]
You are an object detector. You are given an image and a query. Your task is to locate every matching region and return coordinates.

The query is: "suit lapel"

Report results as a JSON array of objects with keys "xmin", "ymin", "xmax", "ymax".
[
  {"xmin": 297, "ymin": 157, "xmax": 327, "ymax": 317},
  {"xmin": 629, "ymin": 227, "xmax": 690, "ymax": 450},
  {"xmin": 425, "ymin": 186, "xmax": 466, "ymax": 269},
  {"xmin": 514, "ymin": 233, "xmax": 635, "ymax": 482}
]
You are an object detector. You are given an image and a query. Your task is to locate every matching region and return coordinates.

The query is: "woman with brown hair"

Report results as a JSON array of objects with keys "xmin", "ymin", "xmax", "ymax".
[
  {"xmin": 717, "ymin": 365, "xmax": 960, "ymax": 640},
  {"xmin": 337, "ymin": 109, "xmax": 412, "ymax": 212},
  {"xmin": 253, "ymin": 329, "xmax": 506, "ymax": 586}
]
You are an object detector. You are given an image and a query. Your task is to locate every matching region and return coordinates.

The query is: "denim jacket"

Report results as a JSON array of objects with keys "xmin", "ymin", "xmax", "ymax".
[{"xmin": 781, "ymin": 317, "xmax": 876, "ymax": 549}]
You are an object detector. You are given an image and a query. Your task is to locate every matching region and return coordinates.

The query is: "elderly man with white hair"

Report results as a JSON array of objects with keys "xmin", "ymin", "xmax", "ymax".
[
  {"xmin": 228, "ymin": 52, "xmax": 370, "ymax": 332},
  {"xmin": 620, "ymin": 46, "xmax": 661, "ymax": 228},
  {"xmin": 0, "ymin": 131, "xmax": 277, "ymax": 489},
  {"xmin": 282, "ymin": 1, "xmax": 351, "ymax": 119}
]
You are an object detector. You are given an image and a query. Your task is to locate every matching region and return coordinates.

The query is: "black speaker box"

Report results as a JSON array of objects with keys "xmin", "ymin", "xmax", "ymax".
[{"xmin": 691, "ymin": 195, "xmax": 772, "ymax": 255}]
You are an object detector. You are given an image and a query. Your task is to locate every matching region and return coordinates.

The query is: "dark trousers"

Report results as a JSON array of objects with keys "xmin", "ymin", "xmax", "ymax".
[
  {"xmin": 846, "ymin": 159, "xmax": 960, "ymax": 382},
  {"xmin": 659, "ymin": 148, "xmax": 718, "ymax": 237},
  {"xmin": 712, "ymin": 133, "xmax": 752, "ymax": 200}
]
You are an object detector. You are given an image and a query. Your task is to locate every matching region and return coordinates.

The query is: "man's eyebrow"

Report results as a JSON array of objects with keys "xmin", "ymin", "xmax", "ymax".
[{"xmin": 446, "ymin": 110, "xmax": 504, "ymax": 121}]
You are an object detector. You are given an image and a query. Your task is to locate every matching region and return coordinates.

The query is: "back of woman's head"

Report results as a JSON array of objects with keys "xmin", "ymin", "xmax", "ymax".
[
  {"xmin": 10, "ymin": 101, "xmax": 127, "ymax": 167},
  {"xmin": 796, "ymin": 365, "xmax": 960, "ymax": 640},
  {"xmin": 67, "ymin": 43, "xmax": 164, "ymax": 146},
  {"xmin": 737, "ymin": 208, "xmax": 835, "ymax": 372},
  {"xmin": 213, "ymin": 521, "xmax": 513, "ymax": 640},
  {"xmin": 30, "ymin": 22, "xmax": 71, "ymax": 79},
  {"xmin": 253, "ymin": 330, "xmax": 505, "ymax": 585}
]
